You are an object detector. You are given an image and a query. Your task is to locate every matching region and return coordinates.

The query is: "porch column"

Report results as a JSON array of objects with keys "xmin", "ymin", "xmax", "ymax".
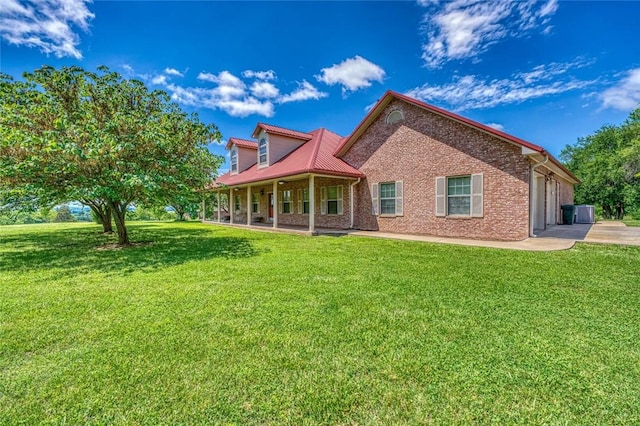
[
  {"xmin": 247, "ymin": 185, "xmax": 252, "ymax": 226},
  {"xmin": 217, "ymin": 191, "xmax": 221, "ymax": 222},
  {"xmin": 229, "ymin": 189, "xmax": 234, "ymax": 224},
  {"xmin": 272, "ymin": 181, "xmax": 278, "ymax": 228},
  {"xmin": 308, "ymin": 174, "xmax": 315, "ymax": 232},
  {"xmin": 201, "ymin": 198, "xmax": 205, "ymax": 222}
]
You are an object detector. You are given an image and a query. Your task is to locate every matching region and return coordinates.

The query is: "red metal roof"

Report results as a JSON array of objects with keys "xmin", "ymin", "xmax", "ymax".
[
  {"xmin": 251, "ymin": 123, "xmax": 313, "ymax": 141},
  {"xmin": 215, "ymin": 128, "xmax": 363, "ymax": 187},
  {"xmin": 226, "ymin": 137, "xmax": 258, "ymax": 150}
]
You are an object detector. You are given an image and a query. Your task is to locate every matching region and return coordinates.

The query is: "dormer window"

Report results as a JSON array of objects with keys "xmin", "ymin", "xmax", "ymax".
[
  {"xmin": 230, "ymin": 147, "xmax": 238, "ymax": 173},
  {"xmin": 258, "ymin": 137, "xmax": 268, "ymax": 165}
]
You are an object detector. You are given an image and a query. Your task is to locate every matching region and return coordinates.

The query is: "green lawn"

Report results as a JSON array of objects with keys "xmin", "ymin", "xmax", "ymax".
[
  {"xmin": 624, "ymin": 219, "xmax": 640, "ymax": 227},
  {"xmin": 1, "ymin": 222, "xmax": 639, "ymax": 424}
]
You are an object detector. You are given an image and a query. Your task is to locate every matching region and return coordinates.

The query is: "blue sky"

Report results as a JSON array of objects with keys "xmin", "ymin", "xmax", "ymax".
[{"xmin": 1, "ymin": 0, "xmax": 639, "ymax": 172}]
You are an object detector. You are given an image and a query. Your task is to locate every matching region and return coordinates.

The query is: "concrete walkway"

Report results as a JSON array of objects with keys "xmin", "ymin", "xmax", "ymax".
[
  {"xmin": 205, "ymin": 220, "xmax": 640, "ymax": 251},
  {"xmin": 350, "ymin": 221, "xmax": 640, "ymax": 251}
]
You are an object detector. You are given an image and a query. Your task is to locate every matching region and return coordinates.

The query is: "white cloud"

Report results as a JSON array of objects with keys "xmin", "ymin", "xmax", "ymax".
[
  {"xmin": 167, "ymin": 69, "xmax": 328, "ymax": 117},
  {"xmin": 122, "ymin": 64, "xmax": 135, "ymax": 75},
  {"xmin": 164, "ymin": 68, "xmax": 183, "ymax": 77},
  {"xmin": 0, "ymin": 0, "xmax": 94, "ymax": 59},
  {"xmin": 250, "ymin": 81, "xmax": 280, "ymax": 99},
  {"xmin": 166, "ymin": 70, "xmax": 274, "ymax": 118},
  {"xmin": 217, "ymin": 97, "xmax": 274, "ymax": 117},
  {"xmin": 242, "ymin": 70, "xmax": 276, "ymax": 80},
  {"xmin": 197, "ymin": 70, "xmax": 246, "ymax": 100},
  {"xmin": 600, "ymin": 68, "xmax": 640, "ymax": 111},
  {"xmin": 278, "ymin": 81, "xmax": 328, "ymax": 104},
  {"xmin": 419, "ymin": 0, "xmax": 558, "ymax": 68},
  {"xmin": 486, "ymin": 123, "xmax": 505, "ymax": 131},
  {"xmin": 316, "ymin": 55, "xmax": 386, "ymax": 93},
  {"xmin": 406, "ymin": 59, "xmax": 595, "ymax": 110},
  {"xmin": 151, "ymin": 75, "xmax": 167, "ymax": 85}
]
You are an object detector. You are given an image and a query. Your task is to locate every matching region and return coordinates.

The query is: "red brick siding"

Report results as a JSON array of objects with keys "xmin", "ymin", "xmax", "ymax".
[
  {"xmin": 558, "ymin": 178, "xmax": 574, "ymax": 208},
  {"xmin": 342, "ymin": 99, "xmax": 531, "ymax": 241}
]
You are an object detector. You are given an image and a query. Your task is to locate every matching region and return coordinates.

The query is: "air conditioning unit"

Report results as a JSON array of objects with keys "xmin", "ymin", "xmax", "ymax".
[{"xmin": 574, "ymin": 205, "xmax": 595, "ymax": 224}]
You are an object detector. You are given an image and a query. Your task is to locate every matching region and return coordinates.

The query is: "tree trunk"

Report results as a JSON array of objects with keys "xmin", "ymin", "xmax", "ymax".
[
  {"xmin": 85, "ymin": 199, "xmax": 114, "ymax": 233},
  {"xmin": 109, "ymin": 200, "xmax": 130, "ymax": 245},
  {"xmin": 173, "ymin": 205, "xmax": 186, "ymax": 221}
]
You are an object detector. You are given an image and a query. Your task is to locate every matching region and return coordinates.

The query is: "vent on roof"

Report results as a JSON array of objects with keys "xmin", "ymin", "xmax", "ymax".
[{"xmin": 386, "ymin": 110, "xmax": 404, "ymax": 125}]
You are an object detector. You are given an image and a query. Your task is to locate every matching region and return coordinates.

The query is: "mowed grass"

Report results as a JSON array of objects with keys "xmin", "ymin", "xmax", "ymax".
[{"xmin": 1, "ymin": 222, "xmax": 639, "ymax": 424}]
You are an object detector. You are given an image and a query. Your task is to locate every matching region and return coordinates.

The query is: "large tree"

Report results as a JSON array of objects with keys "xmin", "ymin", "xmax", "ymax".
[
  {"xmin": 0, "ymin": 65, "xmax": 223, "ymax": 244},
  {"xmin": 561, "ymin": 107, "xmax": 640, "ymax": 219}
]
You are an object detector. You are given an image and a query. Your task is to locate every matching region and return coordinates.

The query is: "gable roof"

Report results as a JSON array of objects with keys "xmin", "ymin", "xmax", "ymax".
[
  {"xmin": 215, "ymin": 128, "xmax": 363, "ymax": 187},
  {"xmin": 334, "ymin": 90, "xmax": 579, "ymax": 183},
  {"xmin": 225, "ymin": 137, "xmax": 258, "ymax": 150},
  {"xmin": 252, "ymin": 123, "xmax": 314, "ymax": 141}
]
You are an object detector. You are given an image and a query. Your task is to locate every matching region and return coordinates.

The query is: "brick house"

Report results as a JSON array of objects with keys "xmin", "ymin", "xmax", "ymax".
[{"xmin": 211, "ymin": 91, "xmax": 578, "ymax": 241}]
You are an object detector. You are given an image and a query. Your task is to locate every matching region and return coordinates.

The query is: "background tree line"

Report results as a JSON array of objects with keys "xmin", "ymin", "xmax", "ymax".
[{"xmin": 561, "ymin": 108, "xmax": 640, "ymax": 219}]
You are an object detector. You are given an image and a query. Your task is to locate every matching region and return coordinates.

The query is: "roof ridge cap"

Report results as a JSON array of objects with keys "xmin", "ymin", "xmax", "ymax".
[{"xmin": 307, "ymin": 128, "xmax": 325, "ymax": 170}]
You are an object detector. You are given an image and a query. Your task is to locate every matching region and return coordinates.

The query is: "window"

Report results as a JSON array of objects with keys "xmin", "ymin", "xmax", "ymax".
[
  {"xmin": 380, "ymin": 183, "xmax": 396, "ymax": 215},
  {"xmin": 321, "ymin": 186, "xmax": 343, "ymax": 215},
  {"xmin": 252, "ymin": 193, "xmax": 259, "ymax": 213},
  {"xmin": 386, "ymin": 110, "xmax": 404, "ymax": 124},
  {"xmin": 436, "ymin": 174, "xmax": 483, "ymax": 217},
  {"xmin": 281, "ymin": 190, "xmax": 292, "ymax": 214},
  {"xmin": 234, "ymin": 195, "xmax": 241, "ymax": 212},
  {"xmin": 230, "ymin": 147, "xmax": 238, "ymax": 173},
  {"xmin": 298, "ymin": 188, "xmax": 310, "ymax": 214},
  {"xmin": 258, "ymin": 137, "xmax": 267, "ymax": 165},
  {"xmin": 371, "ymin": 181, "xmax": 403, "ymax": 216}
]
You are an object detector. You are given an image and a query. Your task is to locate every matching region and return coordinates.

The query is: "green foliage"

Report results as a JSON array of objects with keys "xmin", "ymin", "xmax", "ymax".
[
  {"xmin": 53, "ymin": 205, "xmax": 77, "ymax": 223},
  {"xmin": 561, "ymin": 108, "xmax": 640, "ymax": 219},
  {"xmin": 1, "ymin": 222, "xmax": 639, "ymax": 423},
  {"xmin": 0, "ymin": 66, "xmax": 224, "ymax": 243},
  {"xmin": 127, "ymin": 205, "xmax": 176, "ymax": 221}
]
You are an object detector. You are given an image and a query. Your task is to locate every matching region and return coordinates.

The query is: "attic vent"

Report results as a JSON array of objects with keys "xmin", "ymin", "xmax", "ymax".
[{"xmin": 386, "ymin": 110, "xmax": 404, "ymax": 124}]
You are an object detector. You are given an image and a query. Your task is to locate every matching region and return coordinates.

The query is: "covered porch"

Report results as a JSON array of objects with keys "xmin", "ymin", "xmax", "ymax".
[{"xmin": 202, "ymin": 173, "xmax": 361, "ymax": 234}]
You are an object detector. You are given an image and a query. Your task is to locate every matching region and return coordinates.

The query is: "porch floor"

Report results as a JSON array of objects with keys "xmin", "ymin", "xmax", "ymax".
[{"xmin": 202, "ymin": 220, "xmax": 350, "ymax": 236}]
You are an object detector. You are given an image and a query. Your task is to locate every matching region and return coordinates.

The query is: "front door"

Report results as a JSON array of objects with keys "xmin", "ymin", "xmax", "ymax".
[{"xmin": 268, "ymin": 193, "xmax": 274, "ymax": 221}]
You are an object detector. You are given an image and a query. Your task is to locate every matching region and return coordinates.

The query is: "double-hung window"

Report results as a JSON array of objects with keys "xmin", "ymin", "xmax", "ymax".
[
  {"xmin": 230, "ymin": 147, "xmax": 238, "ymax": 173},
  {"xmin": 298, "ymin": 188, "xmax": 310, "ymax": 214},
  {"xmin": 436, "ymin": 174, "xmax": 483, "ymax": 217},
  {"xmin": 371, "ymin": 181, "xmax": 404, "ymax": 216},
  {"xmin": 258, "ymin": 137, "xmax": 267, "ymax": 165},
  {"xmin": 447, "ymin": 176, "xmax": 471, "ymax": 215},
  {"xmin": 234, "ymin": 195, "xmax": 241, "ymax": 212},
  {"xmin": 321, "ymin": 186, "xmax": 343, "ymax": 215},
  {"xmin": 252, "ymin": 193, "xmax": 259, "ymax": 213},
  {"xmin": 380, "ymin": 183, "xmax": 396, "ymax": 215},
  {"xmin": 281, "ymin": 190, "xmax": 292, "ymax": 214}
]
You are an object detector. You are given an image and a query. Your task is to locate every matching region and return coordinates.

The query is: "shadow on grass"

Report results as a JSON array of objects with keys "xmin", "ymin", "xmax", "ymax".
[{"xmin": 0, "ymin": 222, "xmax": 261, "ymax": 279}]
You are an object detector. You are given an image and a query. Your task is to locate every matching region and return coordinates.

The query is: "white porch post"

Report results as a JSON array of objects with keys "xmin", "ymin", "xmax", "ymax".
[
  {"xmin": 229, "ymin": 189, "xmax": 234, "ymax": 224},
  {"xmin": 272, "ymin": 181, "xmax": 278, "ymax": 228},
  {"xmin": 247, "ymin": 185, "xmax": 252, "ymax": 226},
  {"xmin": 308, "ymin": 174, "xmax": 315, "ymax": 232},
  {"xmin": 217, "ymin": 191, "xmax": 221, "ymax": 222}
]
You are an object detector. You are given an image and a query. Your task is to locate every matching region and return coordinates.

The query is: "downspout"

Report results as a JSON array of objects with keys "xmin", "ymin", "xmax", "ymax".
[
  {"xmin": 529, "ymin": 155, "xmax": 549, "ymax": 237},
  {"xmin": 350, "ymin": 178, "xmax": 361, "ymax": 229}
]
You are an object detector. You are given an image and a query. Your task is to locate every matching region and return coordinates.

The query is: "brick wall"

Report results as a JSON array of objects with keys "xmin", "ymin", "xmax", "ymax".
[{"xmin": 342, "ymin": 99, "xmax": 532, "ymax": 241}]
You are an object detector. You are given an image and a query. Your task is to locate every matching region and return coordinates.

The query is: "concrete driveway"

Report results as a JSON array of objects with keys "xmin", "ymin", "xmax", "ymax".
[{"xmin": 536, "ymin": 221, "xmax": 640, "ymax": 246}]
